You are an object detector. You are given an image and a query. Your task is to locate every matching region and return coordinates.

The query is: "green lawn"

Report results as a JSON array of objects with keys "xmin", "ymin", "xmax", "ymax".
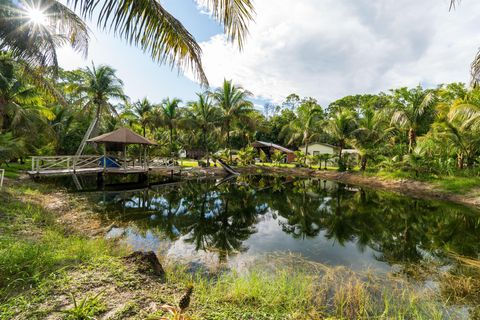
[{"xmin": 0, "ymin": 160, "xmax": 31, "ymax": 179}]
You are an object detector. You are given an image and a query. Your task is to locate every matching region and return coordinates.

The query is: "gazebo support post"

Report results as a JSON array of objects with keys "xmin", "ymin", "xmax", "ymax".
[
  {"xmin": 103, "ymin": 144, "xmax": 107, "ymax": 172},
  {"xmin": 123, "ymin": 144, "xmax": 127, "ymax": 172}
]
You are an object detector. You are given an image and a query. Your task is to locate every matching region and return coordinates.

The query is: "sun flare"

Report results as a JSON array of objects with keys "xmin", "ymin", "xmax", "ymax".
[{"xmin": 27, "ymin": 7, "xmax": 47, "ymax": 25}]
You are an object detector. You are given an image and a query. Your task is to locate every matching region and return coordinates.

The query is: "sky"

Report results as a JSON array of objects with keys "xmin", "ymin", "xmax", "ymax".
[{"xmin": 58, "ymin": 0, "xmax": 480, "ymax": 108}]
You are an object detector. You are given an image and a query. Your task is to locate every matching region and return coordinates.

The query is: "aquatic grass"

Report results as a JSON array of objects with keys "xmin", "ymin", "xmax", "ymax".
[{"xmin": 162, "ymin": 256, "xmax": 458, "ymax": 319}]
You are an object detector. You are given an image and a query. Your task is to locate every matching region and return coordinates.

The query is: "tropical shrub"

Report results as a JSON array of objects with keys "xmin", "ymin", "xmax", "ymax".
[
  {"xmin": 237, "ymin": 146, "xmax": 256, "ymax": 166},
  {"xmin": 271, "ymin": 150, "xmax": 286, "ymax": 165}
]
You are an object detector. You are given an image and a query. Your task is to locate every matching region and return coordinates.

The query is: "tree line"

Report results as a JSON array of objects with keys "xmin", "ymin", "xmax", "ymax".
[{"xmin": 2, "ymin": 51, "xmax": 480, "ymax": 176}]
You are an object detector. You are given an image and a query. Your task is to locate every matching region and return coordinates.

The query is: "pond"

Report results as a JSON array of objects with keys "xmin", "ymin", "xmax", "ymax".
[{"xmin": 45, "ymin": 174, "xmax": 480, "ymax": 272}]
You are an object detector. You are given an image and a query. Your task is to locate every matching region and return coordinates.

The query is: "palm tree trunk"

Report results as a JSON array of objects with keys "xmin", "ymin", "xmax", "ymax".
[
  {"xmin": 408, "ymin": 128, "xmax": 416, "ymax": 153},
  {"xmin": 142, "ymin": 125, "xmax": 146, "ymax": 137},
  {"xmin": 305, "ymin": 143, "xmax": 309, "ymax": 165},
  {"xmin": 76, "ymin": 116, "xmax": 98, "ymax": 156},
  {"xmin": 360, "ymin": 155, "xmax": 367, "ymax": 171},
  {"xmin": 169, "ymin": 125, "xmax": 173, "ymax": 155},
  {"xmin": 456, "ymin": 153, "xmax": 463, "ymax": 169},
  {"xmin": 203, "ymin": 132, "xmax": 210, "ymax": 166},
  {"xmin": 0, "ymin": 97, "xmax": 7, "ymax": 133}
]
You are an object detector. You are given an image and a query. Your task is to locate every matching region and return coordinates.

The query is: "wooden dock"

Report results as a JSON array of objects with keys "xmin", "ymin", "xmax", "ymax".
[{"xmin": 28, "ymin": 155, "xmax": 181, "ymax": 177}]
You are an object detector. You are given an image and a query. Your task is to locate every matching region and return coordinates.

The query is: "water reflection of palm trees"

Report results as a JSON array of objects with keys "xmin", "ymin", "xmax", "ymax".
[
  {"xmin": 182, "ymin": 181, "xmax": 265, "ymax": 261},
  {"xmin": 93, "ymin": 175, "xmax": 480, "ymax": 267}
]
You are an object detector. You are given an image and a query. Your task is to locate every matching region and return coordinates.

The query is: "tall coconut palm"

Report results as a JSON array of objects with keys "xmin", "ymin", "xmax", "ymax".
[
  {"xmin": 156, "ymin": 97, "xmax": 181, "ymax": 154},
  {"xmin": 210, "ymin": 79, "xmax": 253, "ymax": 155},
  {"xmin": 390, "ymin": 87, "xmax": 436, "ymax": 154},
  {"xmin": 185, "ymin": 93, "xmax": 222, "ymax": 165},
  {"xmin": 327, "ymin": 111, "xmax": 356, "ymax": 162},
  {"xmin": 74, "ymin": 63, "xmax": 126, "ymax": 155},
  {"xmin": 1, "ymin": 0, "xmax": 254, "ymax": 84},
  {"xmin": 131, "ymin": 98, "xmax": 154, "ymax": 137}
]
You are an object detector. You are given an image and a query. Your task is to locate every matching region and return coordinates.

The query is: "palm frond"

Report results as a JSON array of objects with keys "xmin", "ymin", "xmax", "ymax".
[
  {"xmin": 471, "ymin": 49, "xmax": 480, "ymax": 87},
  {"xmin": 449, "ymin": 0, "xmax": 460, "ymax": 11},
  {"xmin": 0, "ymin": 0, "xmax": 89, "ymax": 70},
  {"xmin": 199, "ymin": 0, "xmax": 255, "ymax": 49},
  {"xmin": 68, "ymin": 0, "xmax": 209, "ymax": 85}
]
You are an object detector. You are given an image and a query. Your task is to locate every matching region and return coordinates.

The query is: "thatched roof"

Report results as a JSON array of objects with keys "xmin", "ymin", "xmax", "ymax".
[{"xmin": 87, "ymin": 128, "xmax": 156, "ymax": 145}]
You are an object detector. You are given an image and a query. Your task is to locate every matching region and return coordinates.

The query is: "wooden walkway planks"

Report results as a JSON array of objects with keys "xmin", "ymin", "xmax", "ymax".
[{"xmin": 28, "ymin": 166, "xmax": 182, "ymax": 177}]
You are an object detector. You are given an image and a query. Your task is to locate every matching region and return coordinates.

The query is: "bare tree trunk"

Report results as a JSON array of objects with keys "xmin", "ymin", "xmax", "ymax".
[{"xmin": 76, "ymin": 116, "xmax": 98, "ymax": 156}]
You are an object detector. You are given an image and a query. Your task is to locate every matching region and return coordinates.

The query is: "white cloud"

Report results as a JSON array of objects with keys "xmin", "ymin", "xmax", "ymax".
[{"xmin": 191, "ymin": 0, "xmax": 480, "ymax": 105}]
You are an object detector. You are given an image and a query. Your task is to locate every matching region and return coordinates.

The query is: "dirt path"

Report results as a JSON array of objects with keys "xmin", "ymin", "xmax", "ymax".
[{"xmin": 238, "ymin": 166, "xmax": 480, "ymax": 209}]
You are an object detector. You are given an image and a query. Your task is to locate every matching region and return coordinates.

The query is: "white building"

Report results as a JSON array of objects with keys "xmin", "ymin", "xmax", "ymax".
[{"xmin": 299, "ymin": 143, "xmax": 338, "ymax": 156}]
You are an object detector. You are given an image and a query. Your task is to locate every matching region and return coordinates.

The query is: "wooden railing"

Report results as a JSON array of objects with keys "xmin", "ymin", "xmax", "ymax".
[
  {"xmin": 0, "ymin": 169, "xmax": 4, "ymax": 189},
  {"xmin": 31, "ymin": 155, "xmax": 103, "ymax": 173},
  {"xmin": 30, "ymin": 155, "xmax": 151, "ymax": 173}
]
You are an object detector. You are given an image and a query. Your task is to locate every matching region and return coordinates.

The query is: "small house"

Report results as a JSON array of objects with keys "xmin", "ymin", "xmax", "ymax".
[{"xmin": 299, "ymin": 143, "xmax": 338, "ymax": 156}]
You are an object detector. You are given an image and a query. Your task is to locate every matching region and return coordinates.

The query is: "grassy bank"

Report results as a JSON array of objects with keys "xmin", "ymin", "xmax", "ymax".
[
  {"xmin": 1, "ymin": 183, "xmax": 479, "ymax": 319},
  {"xmin": 362, "ymin": 168, "xmax": 480, "ymax": 195}
]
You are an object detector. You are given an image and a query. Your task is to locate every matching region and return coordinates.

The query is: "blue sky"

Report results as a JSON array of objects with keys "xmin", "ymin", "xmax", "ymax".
[
  {"xmin": 58, "ymin": 0, "xmax": 224, "ymax": 105},
  {"xmin": 59, "ymin": 0, "xmax": 480, "ymax": 108}
]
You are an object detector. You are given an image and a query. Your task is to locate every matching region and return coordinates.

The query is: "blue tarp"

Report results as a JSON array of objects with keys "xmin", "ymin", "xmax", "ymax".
[{"xmin": 99, "ymin": 157, "xmax": 121, "ymax": 168}]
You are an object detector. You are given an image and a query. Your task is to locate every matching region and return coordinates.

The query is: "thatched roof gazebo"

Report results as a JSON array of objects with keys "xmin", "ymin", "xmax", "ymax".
[{"xmin": 88, "ymin": 128, "xmax": 156, "ymax": 170}]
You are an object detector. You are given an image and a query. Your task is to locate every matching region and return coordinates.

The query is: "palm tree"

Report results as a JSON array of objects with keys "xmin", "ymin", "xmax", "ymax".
[
  {"xmin": 351, "ymin": 109, "xmax": 392, "ymax": 171},
  {"xmin": 1, "ymin": 0, "xmax": 254, "ymax": 84},
  {"xmin": 131, "ymin": 98, "xmax": 154, "ymax": 137},
  {"xmin": 74, "ymin": 63, "xmax": 126, "ymax": 155},
  {"xmin": 0, "ymin": 54, "xmax": 51, "ymax": 135},
  {"xmin": 185, "ymin": 93, "xmax": 222, "ymax": 165},
  {"xmin": 449, "ymin": 1, "xmax": 480, "ymax": 86},
  {"xmin": 432, "ymin": 97, "xmax": 480, "ymax": 168},
  {"xmin": 282, "ymin": 100, "xmax": 323, "ymax": 159},
  {"xmin": 0, "ymin": 0, "xmax": 88, "ymax": 70},
  {"xmin": 210, "ymin": 79, "xmax": 253, "ymax": 155},
  {"xmin": 157, "ymin": 97, "xmax": 181, "ymax": 155},
  {"xmin": 327, "ymin": 111, "xmax": 356, "ymax": 162},
  {"xmin": 390, "ymin": 87, "xmax": 436, "ymax": 154}
]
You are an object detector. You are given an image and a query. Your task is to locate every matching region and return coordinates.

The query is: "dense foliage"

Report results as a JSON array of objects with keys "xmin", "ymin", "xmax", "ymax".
[{"xmin": 2, "ymin": 51, "xmax": 480, "ymax": 177}]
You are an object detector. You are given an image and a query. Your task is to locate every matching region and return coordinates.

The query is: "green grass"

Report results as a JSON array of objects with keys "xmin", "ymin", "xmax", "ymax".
[
  {"xmin": 0, "ymin": 160, "xmax": 31, "ymax": 179},
  {"xmin": 255, "ymin": 162, "xmax": 296, "ymax": 168},
  {"xmin": 363, "ymin": 169, "xmax": 480, "ymax": 195},
  {"xmin": 431, "ymin": 176, "xmax": 480, "ymax": 194},
  {"xmin": 0, "ymin": 185, "xmax": 123, "ymax": 317}
]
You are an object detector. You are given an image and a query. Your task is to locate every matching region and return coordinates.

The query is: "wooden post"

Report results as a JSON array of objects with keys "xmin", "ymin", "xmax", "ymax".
[
  {"xmin": 103, "ymin": 144, "xmax": 107, "ymax": 173},
  {"xmin": 123, "ymin": 144, "xmax": 127, "ymax": 172},
  {"xmin": 31, "ymin": 157, "xmax": 34, "ymax": 172},
  {"xmin": 0, "ymin": 169, "xmax": 4, "ymax": 189}
]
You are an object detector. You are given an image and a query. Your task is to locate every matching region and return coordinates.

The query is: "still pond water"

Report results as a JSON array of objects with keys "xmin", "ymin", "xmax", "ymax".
[{"xmin": 46, "ymin": 174, "xmax": 480, "ymax": 272}]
